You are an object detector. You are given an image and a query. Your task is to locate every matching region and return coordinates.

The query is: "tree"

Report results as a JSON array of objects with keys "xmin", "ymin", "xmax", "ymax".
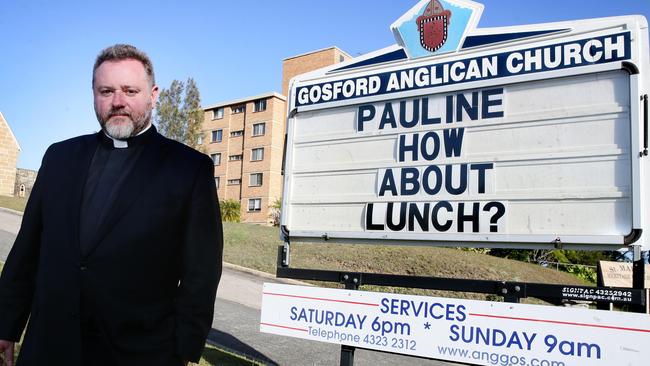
[{"xmin": 155, "ymin": 78, "xmax": 204, "ymax": 151}]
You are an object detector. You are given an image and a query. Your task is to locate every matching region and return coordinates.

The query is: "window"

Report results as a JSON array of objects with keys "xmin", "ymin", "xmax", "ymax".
[
  {"xmin": 197, "ymin": 133, "xmax": 204, "ymax": 145},
  {"xmin": 339, "ymin": 55, "xmax": 345, "ymax": 62},
  {"xmin": 248, "ymin": 198, "xmax": 262, "ymax": 212},
  {"xmin": 254, "ymin": 99, "xmax": 267, "ymax": 112},
  {"xmin": 211, "ymin": 130, "xmax": 222, "ymax": 143},
  {"xmin": 214, "ymin": 177, "xmax": 220, "ymax": 189},
  {"xmin": 229, "ymin": 154, "xmax": 243, "ymax": 161},
  {"xmin": 252, "ymin": 122, "xmax": 265, "ymax": 136},
  {"xmin": 212, "ymin": 108, "xmax": 224, "ymax": 119},
  {"xmin": 249, "ymin": 173, "xmax": 263, "ymax": 187},
  {"xmin": 251, "ymin": 148, "xmax": 264, "ymax": 161},
  {"xmin": 210, "ymin": 153, "xmax": 221, "ymax": 166},
  {"xmin": 232, "ymin": 105, "xmax": 245, "ymax": 114},
  {"xmin": 230, "ymin": 130, "xmax": 243, "ymax": 137},
  {"xmin": 227, "ymin": 179, "xmax": 241, "ymax": 185}
]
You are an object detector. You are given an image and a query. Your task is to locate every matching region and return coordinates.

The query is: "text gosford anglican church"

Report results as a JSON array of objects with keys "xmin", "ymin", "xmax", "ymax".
[{"xmin": 359, "ymin": 88, "xmax": 507, "ymax": 233}]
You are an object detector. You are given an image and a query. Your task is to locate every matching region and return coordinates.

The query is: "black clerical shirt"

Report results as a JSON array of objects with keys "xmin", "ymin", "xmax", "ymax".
[{"xmin": 79, "ymin": 127, "xmax": 154, "ymax": 256}]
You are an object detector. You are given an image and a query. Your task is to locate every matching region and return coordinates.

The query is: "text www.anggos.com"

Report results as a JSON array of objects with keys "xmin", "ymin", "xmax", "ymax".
[{"xmin": 437, "ymin": 346, "xmax": 565, "ymax": 366}]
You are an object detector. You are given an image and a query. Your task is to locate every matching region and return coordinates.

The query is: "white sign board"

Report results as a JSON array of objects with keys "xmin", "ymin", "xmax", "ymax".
[
  {"xmin": 281, "ymin": 10, "xmax": 650, "ymax": 249},
  {"xmin": 261, "ymin": 283, "xmax": 650, "ymax": 365}
]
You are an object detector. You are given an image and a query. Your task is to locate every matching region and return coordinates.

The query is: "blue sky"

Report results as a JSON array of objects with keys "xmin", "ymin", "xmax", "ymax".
[{"xmin": 1, "ymin": 0, "xmax": 649, "ymax": 170}]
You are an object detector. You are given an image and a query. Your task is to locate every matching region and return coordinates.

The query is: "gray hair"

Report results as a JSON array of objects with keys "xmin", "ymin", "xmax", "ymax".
[{"xmin": 92, "ymin": 44, "xmax": 155, "ymax": 87}]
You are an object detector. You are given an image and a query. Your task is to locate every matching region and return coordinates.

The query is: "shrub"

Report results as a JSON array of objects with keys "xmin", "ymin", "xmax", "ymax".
[
  {"xmin": 268, "ymin": 197, "xmax": 282, "ymax": 226},
  {"xmin": 220, "ymin": 199, "xmax": 241, "ymax": 223}
]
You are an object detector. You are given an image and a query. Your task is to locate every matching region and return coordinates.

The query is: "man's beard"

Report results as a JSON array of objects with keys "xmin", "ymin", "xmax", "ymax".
[{"xmin": 96, "ymin": 106, "xmax": 152, "ymax": 140}]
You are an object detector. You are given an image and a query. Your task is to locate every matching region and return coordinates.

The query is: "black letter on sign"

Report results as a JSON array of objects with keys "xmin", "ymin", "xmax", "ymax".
[
  {"xmin": 483, "ymin": 201, "xmax": 505, "ymax": 233},
  {"xmin": 421, "ymin": 131, "xmax": 441, "ymax": 161},
  {"xmin": 432, "ymin": 201, "xmax": 453, "ymax": 232},
  {"xmin": 422, "ymin": 98, "xmax": 441, "ymax": 125},
  {"xmin": 470, "ymin": 163, "xmax": 493, "ymax": 194},
  {"xmin": 408, "ymin": 202, "xmax": 429, "ymax": 231},
  {"xmin": 482, "ymin": 88, "xmax": 504, "ymax": 119},
  {"xmin": 446, "ymin": 95, "xmax": 454, "ymax": 123},
  {"xmin": 422, "ymin": 165, "xmax": 442, "ymax": 195},
  {"xmin": 400, "ymin": 99, "xmax": 420, "ymax": 128},
  {"xmin": 365, "ymin": 203, "xmax": 385, "ymax": 231},
  {"xmin": 443, "ymin": 128, "xmax": 464, "ymax": 158},
  {"xmin": 387, "ymin": 202, "xmax": 407, "ymax": 231},
  {"xmin": 357, "ymin": 104, "xmax": 376, "ymax": 132},
  {"xmin": 378, "ymin": 169, "xmax": 398, "ymax": 196},
  {"xmin": 446, "ymin": 164, "xmax": 468, "ymax": 195},
  {"xmin": 456, "ymin": 91, "xmax": 479, "ymax": 122},
  {"xmin": 399, "ymin": 134, "xmax": 419, "ymax": 162},
  {"xmin": 457, "ymin": 202, "xmax": 480, "ymax": 233},
  {"xmin": 401, "ymin": 168, "xmax": 420, "ymax": 195},
  {"xmin": 379, "ymin": 103, "xmax": 397, "ymax": 129}
]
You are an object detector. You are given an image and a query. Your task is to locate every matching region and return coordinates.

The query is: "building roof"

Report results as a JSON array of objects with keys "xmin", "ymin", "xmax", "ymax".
[
  {"xmin": 203, "ymin": 91, "xmax": 286, "ymax": 111},
  {"xmin": 0, "ymin": 111, "xmax": 21, "ymax": 151},
  {"xmin": 283, "ymin": 46, "xmax": 352, "ymax": 61}
]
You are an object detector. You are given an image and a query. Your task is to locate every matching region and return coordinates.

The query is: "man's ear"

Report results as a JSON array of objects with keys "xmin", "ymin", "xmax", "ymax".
[{"xmin": 150, "ymin": 85, "xmax": 159, "ymax": 106}]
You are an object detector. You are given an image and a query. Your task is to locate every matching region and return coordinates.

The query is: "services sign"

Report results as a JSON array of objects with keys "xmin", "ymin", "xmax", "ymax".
[
  {"xmin": 260, "ymin": 283, "xmax": 650, "ymax": 366},
  {"xmin": 281, "ymin": 0, "xmax": 650, "ymax": 249}
]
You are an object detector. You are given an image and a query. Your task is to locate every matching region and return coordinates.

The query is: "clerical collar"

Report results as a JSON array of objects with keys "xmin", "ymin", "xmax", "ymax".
[{"xmin": 99, "ymin": 124, "xmax": 155, "ymax": 149}]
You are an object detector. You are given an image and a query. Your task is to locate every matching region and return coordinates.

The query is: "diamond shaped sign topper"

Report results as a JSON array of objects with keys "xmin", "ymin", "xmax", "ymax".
[{"xmin": 391, "ymin": 0, "xmax": 484, "ymax": 59}]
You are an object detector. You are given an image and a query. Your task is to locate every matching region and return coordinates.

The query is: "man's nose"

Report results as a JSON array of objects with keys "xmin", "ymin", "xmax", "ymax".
[{"xmin": 111, "ymin": 91, "xmax": 127, "ymax": 107}]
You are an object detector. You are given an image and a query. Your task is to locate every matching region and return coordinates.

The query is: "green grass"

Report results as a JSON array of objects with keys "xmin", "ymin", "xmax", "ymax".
[
  {"xmin": 198, "ymin": 344, "xmax": 262, "ymax": 365},
  {"xmin": 0, "ymin": 196, "xmax": 27, "ymax": 212},
  {"xmin": 223, "ymin": 222, "xmax": 591, "ymax": 302},
  {"xmin": 0, "ymin": 261, "xmax": 262, "ymax": 366}
]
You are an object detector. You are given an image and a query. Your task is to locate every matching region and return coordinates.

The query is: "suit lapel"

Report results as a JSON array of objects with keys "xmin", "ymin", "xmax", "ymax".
[{"xmin": 84, "ymin": 132, "xmax": 170, "ymax": 257}]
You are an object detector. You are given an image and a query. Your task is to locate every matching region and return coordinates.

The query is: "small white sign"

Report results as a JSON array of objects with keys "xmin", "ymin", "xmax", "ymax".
[{"xmin": 260, "ymin": 283, "xmax": 650, "ymax": 365}]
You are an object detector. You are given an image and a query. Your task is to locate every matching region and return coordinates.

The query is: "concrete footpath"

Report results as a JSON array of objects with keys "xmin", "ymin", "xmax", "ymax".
[{"xmin": 0, "ymin": 208, "xmax": 457, "ymax": 365}]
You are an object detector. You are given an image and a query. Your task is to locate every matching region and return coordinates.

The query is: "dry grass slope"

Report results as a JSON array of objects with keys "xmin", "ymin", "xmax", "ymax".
[{"xmin": 223, "ymin": 222, "xmax": 590, "ymax": 302}]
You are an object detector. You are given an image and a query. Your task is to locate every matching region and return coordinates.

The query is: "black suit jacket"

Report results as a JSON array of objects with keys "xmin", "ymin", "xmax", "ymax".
[{"xmin": 0, "ymin": 129, "xmax": 223, "ymax": 365}]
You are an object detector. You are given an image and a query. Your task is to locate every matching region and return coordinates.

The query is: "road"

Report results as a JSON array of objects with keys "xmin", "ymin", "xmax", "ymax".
[{"xmin": 0, "ymin": 208, "xmax": 457, "ymax": 365}]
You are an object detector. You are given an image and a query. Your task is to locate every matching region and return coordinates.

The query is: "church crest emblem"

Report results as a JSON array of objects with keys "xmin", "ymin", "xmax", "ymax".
[
  {"xmin": 392, "ymin": 0, "xmax": 484, "ymax": 59},
  {"xmin": 417, "ymin": 0, "xmax": 451, "ymax": 52}
]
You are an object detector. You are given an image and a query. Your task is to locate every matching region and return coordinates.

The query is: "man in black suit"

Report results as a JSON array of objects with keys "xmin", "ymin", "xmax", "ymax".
[{"xmin": 0, "ymin": 44, "xmax": 222, "ymax": 366}]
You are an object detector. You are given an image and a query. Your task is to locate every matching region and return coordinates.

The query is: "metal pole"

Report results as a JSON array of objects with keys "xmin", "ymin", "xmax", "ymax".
[
  {"xmin": 340, "ymin": 345, "xmax": 356, "ymax": 366},
  {"xmin": 631, "ymin": 245, "xmax": 647, "ymax": 313},
  {"xmin": 596, "ymin": 261, "xmax": 612, "ymax": 310},
  {"xmin": 340, "ymin": 277, "xmax": 360, "ymax": 366}
]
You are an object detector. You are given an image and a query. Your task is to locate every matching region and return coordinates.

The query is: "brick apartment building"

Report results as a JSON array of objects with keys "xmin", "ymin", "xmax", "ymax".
[
  {"xmin": 202, "ymin": 47, "xmax": 351, "ymax": 224},
  {"xmin": 202, "ymin": 92, "xmax": 286, "ymax": 224}
]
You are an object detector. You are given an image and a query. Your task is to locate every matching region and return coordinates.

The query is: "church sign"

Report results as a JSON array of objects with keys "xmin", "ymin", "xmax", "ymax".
[{"xmin": 281, "ymin": 0, "xmax": 650, "ymax": 249}]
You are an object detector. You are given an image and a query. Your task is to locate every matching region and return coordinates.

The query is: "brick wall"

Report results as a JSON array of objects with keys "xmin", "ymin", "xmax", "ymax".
[{"xmin": 0, "ymin": 113, "xmax": 20, "ymax": 197}]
